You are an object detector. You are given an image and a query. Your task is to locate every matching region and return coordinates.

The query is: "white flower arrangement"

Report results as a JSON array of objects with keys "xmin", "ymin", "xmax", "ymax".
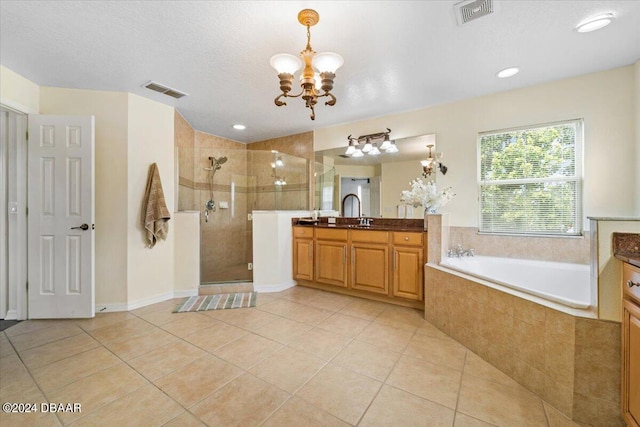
[{"xmin": 400, "ymin": 178, "xmax": 455, "ymax": 212}]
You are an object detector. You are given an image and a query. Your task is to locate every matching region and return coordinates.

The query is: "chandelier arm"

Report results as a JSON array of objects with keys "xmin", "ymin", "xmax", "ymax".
[
  {"xmin": 274, "ymin": 89, "xmax": 306, "ymax": 107},
  {"xmin": 319, "ymin": 92, "xmax": 337, "ymax": 106}
]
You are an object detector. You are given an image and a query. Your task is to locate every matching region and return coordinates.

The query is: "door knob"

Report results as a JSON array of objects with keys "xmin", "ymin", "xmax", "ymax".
[{"xmin": 71, "ymin": 224, "xmax": 89, "ymax": 231}]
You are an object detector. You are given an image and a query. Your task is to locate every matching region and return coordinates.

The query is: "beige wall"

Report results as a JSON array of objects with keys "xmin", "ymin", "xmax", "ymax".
[
  {"xmin": 0, "ymin": 65, "xmax": 40, "ymax": 113},
  {"xmin": 40, "ymin": 88, "xmax": 178, "ymax": 307},
  {"xmin": 315, "ymin": 66, "xmax": 638, "ymax": 228},
  {"xmin": 126, "ymin": 94, "xmax": 175, "ymax": 303},
  {"xmin": 40, "ymin": 87, "xmax": 130, "ymax": 306}
]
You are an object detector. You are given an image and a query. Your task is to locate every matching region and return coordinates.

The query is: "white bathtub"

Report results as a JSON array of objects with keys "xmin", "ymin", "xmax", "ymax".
[{"xmin": 439, "ymin": 256, "xmax": 591, "ymax": 309}]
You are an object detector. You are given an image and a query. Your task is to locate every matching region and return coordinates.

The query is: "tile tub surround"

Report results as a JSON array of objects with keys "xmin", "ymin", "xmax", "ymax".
[
  {"xmin": 424, "ymin": 265, "xmax": 623, "ymax": 426},
  {"xmin": 449, "ymin": 226, "xmax": 590, "ymax": 265}
]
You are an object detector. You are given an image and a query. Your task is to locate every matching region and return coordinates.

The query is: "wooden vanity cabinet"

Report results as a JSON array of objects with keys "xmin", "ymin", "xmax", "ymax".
[
  {"xmin": 623, "ymin": 262, "xmax": 640, "ymax": 427},
  {"xmin": 292, "ymin": 226, "xmax": 314, "ymax": 281},
  {"xmin": 314, "ymin": 228, "xmax": 349, "ymax": 288},
  {"xmin": 350, "ymin": 230, "xmax": 390, "ymax": 295},
  {"xmin": 292, "ymin": 225, "xmax": 426, "ymax": 308},
  {"xmin": 391, "ymin": 232, "xmax": 424, "ymax": 301}
]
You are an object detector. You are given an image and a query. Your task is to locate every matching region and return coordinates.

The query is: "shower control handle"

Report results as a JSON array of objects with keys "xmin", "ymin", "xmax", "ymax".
[{"xmin": 628, "ymin": 280, "xmax": 640, "ymax": 288}]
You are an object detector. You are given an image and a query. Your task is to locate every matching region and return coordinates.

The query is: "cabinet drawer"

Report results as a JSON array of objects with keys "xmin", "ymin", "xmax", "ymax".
[
  {"xmin": 624, "ymin": 262, "xmax": 640, "ymax": 304},
  {"xmin": 392, "ymin": 232, "xmax": 423, "ymax": 246},
  {"xmin": 316, "ymin": 228, "xmax": 348, "ymax": 241},
  {"xmin": 293, "ymin": 226, "xmax": 314, "ymax": 238},
  {"xmin": 350, "ymin": 230, "xmax": 389, "ymax": 244}
]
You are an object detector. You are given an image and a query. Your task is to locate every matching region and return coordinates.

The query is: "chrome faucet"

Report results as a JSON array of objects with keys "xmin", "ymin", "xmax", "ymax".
[
  {"xmin": 448, "ymin": 244, "xmax": 474, "ymax": 257},
  {"xmin": 358, "ymin": 217, "xmax": 372, "ymax": 227}
]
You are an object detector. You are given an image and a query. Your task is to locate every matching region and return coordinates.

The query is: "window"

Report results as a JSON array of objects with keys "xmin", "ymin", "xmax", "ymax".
[{"xmin": 478, "ymin": 119, "xmax": 583, "ymax": 236}]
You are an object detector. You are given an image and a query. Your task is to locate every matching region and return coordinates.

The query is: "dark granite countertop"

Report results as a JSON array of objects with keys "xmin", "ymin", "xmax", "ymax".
[
  {"xmin": 615, "ymin": 253, "xmax": 640, "ymax": 268},
  {"xmin": 292, "ymin": 217, "xmax": 425, "ymax": 232},
  {"xmin": 312, "ymin": 223, "xmax": 424, "ymax": 232},
  {"xmin": 613, "ymin": 232, "xmax": 640, "ymax": 268}
]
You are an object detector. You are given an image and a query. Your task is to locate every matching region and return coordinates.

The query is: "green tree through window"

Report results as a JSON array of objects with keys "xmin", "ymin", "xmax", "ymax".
[{"xmin": 479, "ymin": 120, "xmax": 583, "ymax": 236}]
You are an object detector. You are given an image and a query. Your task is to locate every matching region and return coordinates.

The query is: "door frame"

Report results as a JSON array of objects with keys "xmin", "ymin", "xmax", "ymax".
[{"xmin": 0, "ymin": 104, "xmax": 29, "ymax": 320}]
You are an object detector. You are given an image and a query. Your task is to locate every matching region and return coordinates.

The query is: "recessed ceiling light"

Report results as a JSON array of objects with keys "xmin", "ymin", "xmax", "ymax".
[
  {"xmin": 576, "ymin": 13, "xmax": 614, "ymax": 33},
  {"xmin": 497, "ymin": 67, "xmax": 519, "ymax": 78},
  {"xmin": 232, "ymin": 124, "xmax": 246, "ymax": 130}
]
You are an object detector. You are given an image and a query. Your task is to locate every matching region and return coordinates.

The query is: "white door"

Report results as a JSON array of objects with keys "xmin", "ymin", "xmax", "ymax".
[{"xmin": 27, "ymin": 115, "xmax": 95, "ymax": 318}]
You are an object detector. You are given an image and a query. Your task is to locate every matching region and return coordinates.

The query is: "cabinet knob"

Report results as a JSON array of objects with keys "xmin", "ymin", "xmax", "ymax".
[
  {"xmin": 628, "ymin": 280, "xmax": 640, "ymax": 288},
  {"xmin": 404, "ymin": 236, "xmax": 409, "ymax": 241}
]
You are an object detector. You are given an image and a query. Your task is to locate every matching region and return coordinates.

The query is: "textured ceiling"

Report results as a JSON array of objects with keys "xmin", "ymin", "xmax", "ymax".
[{"xmin": 1, "ymin": 1, "xmax": 639, "ymax": 143}]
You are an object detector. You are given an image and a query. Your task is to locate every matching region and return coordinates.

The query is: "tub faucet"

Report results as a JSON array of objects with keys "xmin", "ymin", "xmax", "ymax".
[{"xmin": 448, "ymin": 244, "xmax": 474, "ymax": 257}]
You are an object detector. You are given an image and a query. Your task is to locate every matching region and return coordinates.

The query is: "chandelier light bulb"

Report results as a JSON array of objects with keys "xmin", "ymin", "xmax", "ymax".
[
  {"xmin": 380, "ymin": 135, "xmax": 392, "ymax": 150},
  {"xmin": 270, "ymin": 54, "xmax": 303, "ymax": 74},
  {"xmin": 312, "ymin": 52, "xmax": 344, "ymax": 73}
]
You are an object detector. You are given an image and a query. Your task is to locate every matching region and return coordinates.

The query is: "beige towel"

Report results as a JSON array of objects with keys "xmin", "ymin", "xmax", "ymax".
[{"xmin": 142, "ymin": 163, "xmax": 171, "ymax": 248}]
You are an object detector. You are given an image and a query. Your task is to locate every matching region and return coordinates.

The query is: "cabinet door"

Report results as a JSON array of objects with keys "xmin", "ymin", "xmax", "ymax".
[
  {"xmin": 293, "ymin": 238, "xmax": 313, "ymax": 281},
  {"xmin": 350, "ymin": 243, "xmax": 389, "ymax": 294},
  {"xmin": 392, "ymin": 246, "xmax": 424, "ymax": 301},
  {"xmin": 623, "ymin": 299, "xmax": 640, "ymax": 427},
  {"xmin": 315, "ymin": 240, "xmax": 348, "ymax": 287}
]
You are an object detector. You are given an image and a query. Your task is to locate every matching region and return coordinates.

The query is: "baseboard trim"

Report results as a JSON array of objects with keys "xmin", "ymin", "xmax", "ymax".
[
  {"xmin": 95, "ymin": 289, "xmax": 198, "ymax": 313},
  {"xmin": 3, "ymin": 309, "xmax": 18, "ymax": 320},
  {"xmin": 253, "ymin": 281, "xmax": 295, "ymax": 293}
]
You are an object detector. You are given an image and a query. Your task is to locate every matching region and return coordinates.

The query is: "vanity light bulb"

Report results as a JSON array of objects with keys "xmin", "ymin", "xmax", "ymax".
[
  {"xmin": 275, "ymin": 158, "xmax": 284, "ymax": 167},
  {"xmin": 362, "ymin": 142, "xmax": 372, "ymax": 153},
  {"xmin": 352, "ymin": 149, "xmax": 364, "ymax": 158},
  {"xmin": 369, "ymin": 146, "xmax": 380, "ymax": 155},
  {"xmin": 345, "ymin": 145, "xmax": 356, "ymax": 155}
]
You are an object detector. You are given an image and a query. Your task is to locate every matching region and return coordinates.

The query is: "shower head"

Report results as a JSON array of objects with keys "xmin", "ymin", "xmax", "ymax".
[{"xmin": 209, "ymin": 156, "xmax": 228, "ymax": 167}]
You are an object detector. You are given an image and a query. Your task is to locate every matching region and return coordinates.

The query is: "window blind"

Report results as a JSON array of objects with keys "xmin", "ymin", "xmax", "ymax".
[{"xmin": 478, "ymin": 119, "xmax": 583, "ymax": 236}]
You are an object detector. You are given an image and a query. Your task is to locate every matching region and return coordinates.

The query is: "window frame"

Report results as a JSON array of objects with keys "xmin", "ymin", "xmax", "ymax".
[{"xmin": 477, "ymin": 119, "xmax": 584, "ymax": 237}]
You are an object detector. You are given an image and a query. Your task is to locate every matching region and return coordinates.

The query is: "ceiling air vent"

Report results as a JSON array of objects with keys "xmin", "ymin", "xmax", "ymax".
[
  {"xmin": 142, "ymin": 81, "xmax": 188, "ymax": 99},
  {"xmin": 454, "ymin": 0, "xmax": 495, "ymax": 25}
]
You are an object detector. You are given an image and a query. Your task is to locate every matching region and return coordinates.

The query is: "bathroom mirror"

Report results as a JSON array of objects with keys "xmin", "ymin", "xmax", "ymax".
[{"xmin": 315, "ymin": 134, "xmax": 437, "ymax": 218}]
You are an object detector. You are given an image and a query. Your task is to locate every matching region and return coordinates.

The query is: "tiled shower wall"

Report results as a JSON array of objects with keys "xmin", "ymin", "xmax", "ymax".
[{"xmin": 174, "ymin": 112, "xmax": 312, "ymax": 283}]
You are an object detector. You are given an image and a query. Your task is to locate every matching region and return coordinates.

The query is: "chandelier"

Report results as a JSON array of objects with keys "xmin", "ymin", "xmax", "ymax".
[
  {"xmin": 270, "ymin": 9, "xmax": 344, "ymax": 120},
  {"xmin": 421, "ymin": 144, "xmax": 448, "ymax": 177},
  {"xmin": 345, "ymin": 128, "xmax": 398, "ymax": 158}
]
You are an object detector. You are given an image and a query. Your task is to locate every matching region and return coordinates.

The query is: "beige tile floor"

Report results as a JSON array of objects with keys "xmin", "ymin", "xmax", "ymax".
[{"xmin": 0, "ymin": 287, "xmax": 584, "ymax": 427}]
